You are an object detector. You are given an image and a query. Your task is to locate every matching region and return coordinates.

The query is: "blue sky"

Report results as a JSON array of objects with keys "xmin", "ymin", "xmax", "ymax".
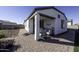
[{"xmin": 0, "ymin": 6, "xmax": 79, "ymax": 24}]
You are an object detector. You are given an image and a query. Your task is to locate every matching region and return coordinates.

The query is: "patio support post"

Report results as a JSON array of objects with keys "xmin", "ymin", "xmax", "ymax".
[{"xmin": 35, "ymin": 13, "xmax": 40, "ymax": 40}]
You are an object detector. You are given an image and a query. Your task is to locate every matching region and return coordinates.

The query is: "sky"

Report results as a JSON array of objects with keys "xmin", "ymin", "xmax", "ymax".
[{"xmin": 0, "ymin": 6, "xmax": 79, "ymax": 24}]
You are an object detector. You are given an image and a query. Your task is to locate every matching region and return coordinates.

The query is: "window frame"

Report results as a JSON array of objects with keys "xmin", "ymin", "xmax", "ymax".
[
  {"xmin": 58, "ymin": 14, "xmax": 60, "ymax": 18},
  {"xmin": 61, "ymin": 20, "xmax": 64, "ymax": 29}
]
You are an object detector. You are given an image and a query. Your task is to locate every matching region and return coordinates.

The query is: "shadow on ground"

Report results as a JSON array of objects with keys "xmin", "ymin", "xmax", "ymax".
[
  {"xmin": 38, "ymin": 37, "xmax": 74, "ymax": 46},
  {"xmin": 74, "ymin": 30, "xmax": 79, "ymax": 47},
  {"xmin": 54, "ymin": 29, "xmax": 76, "ymax": 42},
  {"xmin": 23, "ymin": 33, "xmax": 30, "ymax": 36},
  {"xmin": 38, "ymin": 28, "xmax": 77, "ymax": 46},
  {"xmin": 0, "ymin": 39, "xmax": 21, "ymax": 52}
]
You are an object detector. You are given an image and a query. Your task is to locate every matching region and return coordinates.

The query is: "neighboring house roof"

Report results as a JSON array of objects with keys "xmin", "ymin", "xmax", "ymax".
[
  {"xmin": 0, "ymin": 20, "xmax": 17, "ymax": 25},
  {"xmin": 75, "ymin": 24, "xmax": 79, "ymax": 25},
  {"xmin": 67, "ymin": 19, "xmax": 73, "ymax": 23},
  {"xmin": 24, "ymin": 6, "xmax": 67, "ymax": 23}
]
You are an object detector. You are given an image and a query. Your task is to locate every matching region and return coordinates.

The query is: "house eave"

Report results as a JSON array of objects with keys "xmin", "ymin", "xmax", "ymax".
[{"xmin": 24, "ymin": 6, "xmax": 67, "ymax": 23}]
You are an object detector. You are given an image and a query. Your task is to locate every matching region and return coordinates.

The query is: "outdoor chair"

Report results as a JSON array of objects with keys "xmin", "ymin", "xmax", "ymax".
[
  {"xmin": 39, "ymin": 28, "xmax": 47, "ymax": 40},
  {"xmin": 39, "ymin": 28, "xmax": 51, "ymax": 40}
]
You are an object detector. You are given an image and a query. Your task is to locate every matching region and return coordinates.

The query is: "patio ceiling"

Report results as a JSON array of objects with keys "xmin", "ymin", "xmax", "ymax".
[{"xmin": 39, "ymin": 13, "xmax": 56, "ymax": 20}]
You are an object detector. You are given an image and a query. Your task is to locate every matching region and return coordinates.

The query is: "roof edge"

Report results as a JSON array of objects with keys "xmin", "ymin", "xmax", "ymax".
[{"xmin": 24, "ymin": 6, "xmax": 67, "ymax": 23}]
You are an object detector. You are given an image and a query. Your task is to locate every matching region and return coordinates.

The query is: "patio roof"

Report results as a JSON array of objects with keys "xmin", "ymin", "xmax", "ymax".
[{"xmin": 39, "ymin": 13, "xmax": 55, "ymax": 19}]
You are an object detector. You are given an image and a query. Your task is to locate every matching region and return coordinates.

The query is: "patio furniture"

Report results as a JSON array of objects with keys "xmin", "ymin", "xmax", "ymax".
[
  {"xmin": 49, "ymin": 27, "xmax": 54, "ymax": 36},
  {"xmin": 39, "ymin": 28, "xmax": 47, "ymax": 40},
  {"xmin": 44, "ymin": 27, "xmax": 54, "ymax": 36}
]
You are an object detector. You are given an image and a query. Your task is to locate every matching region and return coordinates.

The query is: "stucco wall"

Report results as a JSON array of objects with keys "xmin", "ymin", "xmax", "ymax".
[
  {"xmin": 44, "ymin": 19, "xmax": 55, "ymax": 29},
  {"xmin": 55, "ymin": 17, "xmax": 67, "ymax": 35},
  {"xmin": 24, "ymin": 20, "xmax": 30, "ymax": 33},
  {"xmin": 24, "ymin": 8, "xmax": 67, "ymax": 35},
  {"xmin": 67, "ymin": 22, "xmax": 72, "ymax": 26},
  {"xmin": 38, "ymin": 9, "xmax": 67, "ymax": 35},
  {"xmin": 29, "ymin": 19, "xmax": 33, "ymax": 33}
]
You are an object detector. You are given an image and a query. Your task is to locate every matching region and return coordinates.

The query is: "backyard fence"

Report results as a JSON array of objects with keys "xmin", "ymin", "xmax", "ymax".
[
  {"xmin": 0, "ymin": 29, "xmax": 20, "ymax": 38},
  {"xmin": 75, "ymin": 29, "xmax": 79, "ymax": 46}
]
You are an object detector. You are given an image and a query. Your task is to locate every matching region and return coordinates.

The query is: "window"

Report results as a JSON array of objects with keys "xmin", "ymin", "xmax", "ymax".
[
  {"xmin": 40, "ymin": 20, "xmax": 44, "ymax": 28},
  {"xmin": 58, "ymin": 14, "xmax": 60, "ymax": 18},
  {"xmin": 61, "ymin": 20, "xmax": 64, "ymax": 29}
]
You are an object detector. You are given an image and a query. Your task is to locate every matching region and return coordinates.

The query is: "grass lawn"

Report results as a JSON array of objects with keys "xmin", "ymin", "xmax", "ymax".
[{"xmin": 74, "ymin": 47, "xmax": 79, "ymax": 52}]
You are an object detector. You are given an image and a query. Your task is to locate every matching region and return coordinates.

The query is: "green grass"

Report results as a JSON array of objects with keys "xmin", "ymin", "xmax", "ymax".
[
  {"xmin": 74, "ymin": 40, "xmax": 79, "ymax": 52},
  {"xmin": 74, "ymin": 47, "xmax": 79, "ymax": 52},
  {"xmin": 0, "ymin": 30, "xmax": 5, "ymax": 39}
]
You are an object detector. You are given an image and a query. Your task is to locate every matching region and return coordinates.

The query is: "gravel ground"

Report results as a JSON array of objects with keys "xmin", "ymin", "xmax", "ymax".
[{"xmin": 14, "ymin": 29, "xmax": 75, "ymax": 52}]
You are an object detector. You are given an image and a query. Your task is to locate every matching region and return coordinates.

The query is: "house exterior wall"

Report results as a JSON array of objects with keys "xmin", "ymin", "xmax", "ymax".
[
  {"xmin": 24, "ymin": 19, "xmax": 30, "ymax": 33},
  {"xmin": 67, "ymin": 22, "xmax": 72, "ymax": 26},
  {"xmin": 24, "ymin": 19, "xmax": 34, "ymax": 34},
  {"xmin": 55, "ymin": 16, "xmax": 67, "ymax": 35},
  {"xmin": 38, "ymin": 9, "xmax": 67, "ymax": 35},
  {"xmin": 24, "ymin": 8, "xmax": 67, "ymax": 35},
  {"xmin": 29, "ymin": 19, "xmax": 33, "ymax": 33},
  {"xmin": 43, "ymin": 19, "xmax": 55, "ymax": 29}
]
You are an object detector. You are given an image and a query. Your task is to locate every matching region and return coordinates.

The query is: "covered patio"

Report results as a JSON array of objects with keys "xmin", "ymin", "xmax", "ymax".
[{"xmin": 28, "ymin": 12, "xmax": 55, "ymax": 40}]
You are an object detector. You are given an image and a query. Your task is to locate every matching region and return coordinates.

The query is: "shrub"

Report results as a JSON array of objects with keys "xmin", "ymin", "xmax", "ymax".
[
  {"xmin": 0, "ymin": 33, "xmax": 5, "ymax": 39},
  {"xmin": 0, "ymin": 30, "xmax": 5, "ymax": 39}
]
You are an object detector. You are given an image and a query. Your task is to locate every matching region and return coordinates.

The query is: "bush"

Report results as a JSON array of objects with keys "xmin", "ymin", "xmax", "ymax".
[
  {"xmin": 0, "ymin": 30, "xmax": 5, "ymax": 39},
  {"xmin": 0, "ymin": 34, "xmax": 5, "ymax": 39}
]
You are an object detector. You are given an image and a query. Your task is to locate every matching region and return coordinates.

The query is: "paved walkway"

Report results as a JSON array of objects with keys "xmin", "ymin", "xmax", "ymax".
[{"xmin": 14, "ymin": 29, "xmax": 75, "ymax": 52}]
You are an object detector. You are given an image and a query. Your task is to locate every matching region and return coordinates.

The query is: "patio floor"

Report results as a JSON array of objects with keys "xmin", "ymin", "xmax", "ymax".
[{"xmin": 14, "ymin": 29, "xmax": 75, "ymax": 52}]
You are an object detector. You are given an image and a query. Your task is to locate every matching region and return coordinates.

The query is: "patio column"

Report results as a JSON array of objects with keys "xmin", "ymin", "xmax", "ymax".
[{"xmin": 34, "ymin": 13, "xmax": 40, "ymax": 40}]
